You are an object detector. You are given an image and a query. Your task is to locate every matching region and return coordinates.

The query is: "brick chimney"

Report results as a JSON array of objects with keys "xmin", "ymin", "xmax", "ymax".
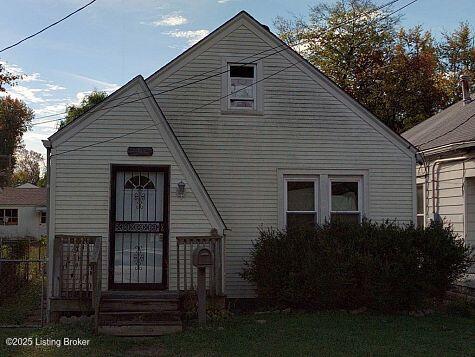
[{"xmin": 460, "ymin": 75, "xmax": 472, "ymax": 105}]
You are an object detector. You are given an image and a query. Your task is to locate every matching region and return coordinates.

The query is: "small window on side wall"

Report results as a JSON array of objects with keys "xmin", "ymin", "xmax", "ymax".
[
  {"xmin": 41, "ymin": 211, "xmax": 47, "ymax": 224},
  {"xmin": 330, "ymin": 179, "xmax": 361, "ymax": 224},
  {"xmin": 228, "ymin": 64, "xmax": 256, "ymax": 110},
  {"xmin": 285, "ymin": 179, "xmax": 318, "ymax": 231}
]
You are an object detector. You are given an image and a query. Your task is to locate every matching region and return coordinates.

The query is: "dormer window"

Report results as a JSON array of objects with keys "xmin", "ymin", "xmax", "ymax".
[{"xmin": 228, "ymin": 64, "xmax": 256, "ymax": 109}]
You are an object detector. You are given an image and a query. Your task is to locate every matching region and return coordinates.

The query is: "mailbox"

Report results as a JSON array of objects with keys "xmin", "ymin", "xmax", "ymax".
[{"xmin": 192, "ymin": 247, "xmax": 214, "ymax": 267}]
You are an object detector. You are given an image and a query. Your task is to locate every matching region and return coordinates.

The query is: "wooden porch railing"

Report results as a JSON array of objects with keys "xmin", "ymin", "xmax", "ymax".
[
  {"xmin": 54, "ymin": 235, "xmax": 100, "ymax": 299},
  {"xmin": 90, "ymin": 237, "xmax": 102, "ymax": 334},
  {"xmin": 176, "ymin": 233, "xmax": 223, "ymax": 296}
]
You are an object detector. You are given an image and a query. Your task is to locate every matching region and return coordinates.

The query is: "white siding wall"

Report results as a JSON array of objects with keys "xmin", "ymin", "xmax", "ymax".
[
  {"xmin": 0, "ymin": 206, "xmax": 46, "ymax": 239},
  {"xmin": 416, "ymin": 158, "xmax": 475, "ymax": 240},
  {"xmin": 149, "ymin": 22, "xmax": 416, "ymax": 297},
  {"xmin": 50, "ymin": 85, "xmax": 213, "ymax": 291}
]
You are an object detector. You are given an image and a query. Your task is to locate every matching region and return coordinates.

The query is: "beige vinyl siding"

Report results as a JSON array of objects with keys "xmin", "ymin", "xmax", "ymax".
[
  {"xmin": 51, "ymin": 84, "xmax": 213, "ymax": 292},
  {"xmin": 416, "ymin": 158, "xmax": 475, "ymax": 239},
  {"xmin": 149, "ymin": 22, "xmax": 415, "ymax": 297},
  {"xmin": 467, "ymin": 178, "xmax": 475, "ymax": 251}
]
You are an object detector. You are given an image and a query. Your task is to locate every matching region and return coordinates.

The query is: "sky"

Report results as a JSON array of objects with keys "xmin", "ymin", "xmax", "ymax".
[{"xmin": 1, "ymin": 0, "xmax": 474, "ymax": 157}]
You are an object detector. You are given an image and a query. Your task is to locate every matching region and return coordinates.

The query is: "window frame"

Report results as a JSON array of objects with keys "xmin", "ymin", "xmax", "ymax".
[
  {"xmin": 0, "ymin": 208, "xmax": 18, "ymax": 226},
  {"xmin": 221, "ymin": 58, "xmax": 263, "ymax": 115},
  {"xmin": 40, "ymin": 211, "xmax": 47, "ymax": 224},
  {"xmin": 328, "ymin": 176, "xmax": 363, "ymax": 223},
  {"xmin": 416, "ymin": 183, "xmax": 425, "ymax": 228},
  {"xmin": 227, "ymin": 63, "xmax": 257, "ymax": 110},
  {"xmin": 283, "ymin": 176, "xmax": 319, "ymax": 229}
]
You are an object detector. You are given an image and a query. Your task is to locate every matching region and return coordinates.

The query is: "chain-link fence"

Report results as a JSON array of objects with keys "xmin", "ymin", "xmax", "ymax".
[{"xmin": 0, "ymin": 238, "xmax": 47, "ymax": 326}]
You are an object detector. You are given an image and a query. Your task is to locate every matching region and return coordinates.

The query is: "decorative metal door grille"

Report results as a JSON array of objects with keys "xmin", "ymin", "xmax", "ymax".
[{"xmin": 110, "ymin": 167, "xmax": 168, "ymax": 289}]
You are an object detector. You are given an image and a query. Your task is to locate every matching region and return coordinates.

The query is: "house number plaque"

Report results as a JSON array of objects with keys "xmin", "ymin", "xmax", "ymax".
[{"xmin": 127, "ymin": 147, "xmax": 153, "ymax": 156}]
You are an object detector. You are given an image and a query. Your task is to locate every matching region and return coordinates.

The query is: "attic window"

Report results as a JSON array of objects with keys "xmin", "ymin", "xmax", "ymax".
[{"xmin": 228, "ymin": 64, "xmax": 256, "ymax": 109}]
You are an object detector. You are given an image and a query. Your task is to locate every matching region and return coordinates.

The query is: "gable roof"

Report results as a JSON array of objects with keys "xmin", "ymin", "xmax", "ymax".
[
  {"xmin": 402, "ymin": 98, "xmax": 475, "ymax": 153},
  {"xmin": 0, "ymin": 187, "xmax": 46, "ymax": 206},
  {"xmin": 47, "ymin": 75, "xmax": 226, "ymax": 232},
  {"xmin": 146, "ymin": 11, "xmax": 418, "ymax": 159}
]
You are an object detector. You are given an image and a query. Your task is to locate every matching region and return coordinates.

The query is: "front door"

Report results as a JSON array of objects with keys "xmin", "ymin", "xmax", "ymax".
[{"xmin": 109, "ymin": 165, "xmax": 169, "ymax": 290}]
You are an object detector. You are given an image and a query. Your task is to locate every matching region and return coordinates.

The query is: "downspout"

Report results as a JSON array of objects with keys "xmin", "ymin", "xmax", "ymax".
[
  {"xmin": 42, "ymin": 139, "xmax": 52, "ymax": 322},
  {"xmin": 431, "ymin": 156, "xmax": 467, "ymax": 221}
]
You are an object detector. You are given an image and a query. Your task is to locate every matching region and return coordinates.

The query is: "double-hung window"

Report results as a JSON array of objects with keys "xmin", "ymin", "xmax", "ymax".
[
  {"xmin": 228, "ymin": 64, "xmax": 256, "ymax": 109},
  {"xmin": 0, "ymin": 209, "xmax": 18, "ymax": 225},
  {"xmin": 284, "ymin": 178, "xmax": 318, "ymax": 230},
  {"xmin": 416, "ymin": 183, "xmax": 425, "ymax": 228},
  {"xmin": 329, "ymin": 178, "xmax": 362, "ymax": 224}
]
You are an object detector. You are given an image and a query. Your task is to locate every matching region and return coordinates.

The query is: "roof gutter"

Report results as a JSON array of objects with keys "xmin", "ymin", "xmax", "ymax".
[{"xmin": 420, "ymin": 140, "xmax": 475, "ymax": 156}]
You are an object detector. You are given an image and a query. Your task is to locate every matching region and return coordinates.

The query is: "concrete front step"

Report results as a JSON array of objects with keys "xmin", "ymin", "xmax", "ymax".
[
  {"xmin": 97, "ymin": 290, "xmax": 182, "ymax": 336},
  {"xmin": 99, "ymin": 310, "xmax": 181, "ymax": 325},
  {"xmin": 102, "ymin": 290, "xmax": 180, "ymax": 300},
  {"xmin": 100, "ymin": 299, "xmax": 179, "ymax": 312},
  {"xmin": 98, "ymin": 323, "xmax": 182, "ymax": 336}
]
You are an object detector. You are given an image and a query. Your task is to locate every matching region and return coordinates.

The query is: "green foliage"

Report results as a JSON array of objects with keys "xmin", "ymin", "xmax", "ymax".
[
  {"xmin": 242, "ymin": 220, "xmax": 473, "ymax": 311},
  {"xmin": 274, "ymin": 0, "xmax": 475, "ymax": 132},
  {"xmin": 11, "ymin": 147, "xmax": 44, "ymax": 186},
  {"xmin": 0, "ymin": 62, "xmax": 20, "ymax": 92},
  {"xmin": 60, "ymin": 90, "xmax": 107, "ymax": 128},
  {"xmin": 0, "ymin": 96, "xmax": 34, "ymax": 185}
]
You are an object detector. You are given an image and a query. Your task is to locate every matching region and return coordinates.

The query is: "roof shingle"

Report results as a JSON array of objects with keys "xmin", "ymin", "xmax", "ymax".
[
  {"xmin": 402, "ymin": 99, "xmax": 475, "ymax": 151},
  {"xmin": 0, "ymin": 187, "xmax": 47, "ymax": 206}
]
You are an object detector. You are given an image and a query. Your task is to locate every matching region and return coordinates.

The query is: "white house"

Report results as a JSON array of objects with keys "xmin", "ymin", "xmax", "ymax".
[
  {"xmin": 403, "ymin": 75, "xmax": 475, "ymax": 279},
  {"xmin": 43, "ymin": 12, "xmax": 418, "ymax": 334},
  {"xmin": 0, "ymin": 184, "xmax": 47, "ymax": 240}
]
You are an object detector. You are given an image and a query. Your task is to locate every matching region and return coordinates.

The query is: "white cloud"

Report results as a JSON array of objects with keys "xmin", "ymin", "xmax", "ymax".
[
  {"xmin": 2, "ymin": 85, "xmax": 46, "ymax": 103},
  {"xmin": 217, "ymin": 0, "xmax": 234, "ymax": 3},
  {"xmin": 164, "ymin": 29, "xmax": 210, "ymax": 45},
  {"xmin": 151, "ymin": 15, "xmax": 188, "ymax": 27},
  {"xmin": 65, "ymin": 73, "xmax": 119, "ymax": 92}
]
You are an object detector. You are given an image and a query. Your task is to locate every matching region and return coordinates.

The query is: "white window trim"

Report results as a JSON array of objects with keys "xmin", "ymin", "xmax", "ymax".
[
  {"xmin": 221, "ymin": 57, "xmax": 263, "ymax": 115},
  {"xmin": 416, "ymin": 183, "xmax": 425, "ymax": 228},
  {"xmin": 227, "ymin": 63, "xmax": 257, "ymax": 110},
  {"xmin": 283, "ymin": 176, "xmax": 319, "ymax": 228},
  {"xmin": 328, "ymin": 176, "xmax": 363, "ymax": 223}
]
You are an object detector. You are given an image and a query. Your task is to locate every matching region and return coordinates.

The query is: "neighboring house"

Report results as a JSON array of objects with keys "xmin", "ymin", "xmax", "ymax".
[
  {"xmin": 43, "ymin": 12, "xmax": 418, "ymax": 334},
  {"xmin": 403, "ymin": 75, "xmax": 475, "ymax": 277},
  {"xmin": 0, "ymin": 184, "xmax": 47, "ymax": 240}
]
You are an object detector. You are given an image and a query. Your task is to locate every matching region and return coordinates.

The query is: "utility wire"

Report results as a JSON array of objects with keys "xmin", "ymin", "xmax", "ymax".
[
  {"xmin": 51, "ymin": 58, "xmax": 305, "ymax": 156},
  {"xmin": 31, "ymin": 0, "xmax": 403, "ymax": 123},
  {"xmin": 0, "ymin": 0, "xmax": 98, "ymax": 53},
  {"xmin": 416, "ymin": 111, "xmax": 475, "ymax": 149},
  {"xmin": 49, "ymin": 0, "xmax": 419, "ymax": 156}
]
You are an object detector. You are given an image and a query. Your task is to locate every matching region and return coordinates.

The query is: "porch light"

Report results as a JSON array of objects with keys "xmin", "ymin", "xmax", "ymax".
[{"xmin": 177, "ymin": 181, "xmax": 186, "ymax": 198}]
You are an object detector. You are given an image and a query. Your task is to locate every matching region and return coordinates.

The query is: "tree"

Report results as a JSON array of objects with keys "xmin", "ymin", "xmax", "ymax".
[
  {"xmin": 60, "ymin": 90, "xmax": 107, "ymax": 128},
  {"xmin": 378, "ymin": 27, "xmax": 449, "ymax": 131},
  {"xmin": 11, "ymin": 148, "xmax": 44, "ymax": 186},
  {"xmin": 0, "ymin": 62, "xmax": 20, "ymax": 92},
  {"xmin": 0, "ymin": 96, "xmax": 34, "ymax": 185},
  {"xmin": 275, "ymin": 1, "xmax": 397, "ymax": 108},
  {"xmin": 274, "ymin": 0, "xmax": 470, "ymax": 132},
  {"xmin": 438, "ymin": 22, "xmax": 475, "ymax": 105}
]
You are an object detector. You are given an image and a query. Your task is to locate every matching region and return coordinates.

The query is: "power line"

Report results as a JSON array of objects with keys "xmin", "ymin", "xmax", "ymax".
[
  {"xmin": 50, "ymin": 0, "xmax": 418, "ymax": 156},
  {"xmin": 0, "ymin": 0, "xmax": 98, "ymax": 53},
  {"xmin": 416, "ymin": 111, "xmax": 475, "ymax": 149},
  {"xmin": 31, "ymin": 0, "xmax": 403, "ymax": 123},
  {"xmin": 52, "ymin": 58, "xmax": 306, "ymax": 157}
]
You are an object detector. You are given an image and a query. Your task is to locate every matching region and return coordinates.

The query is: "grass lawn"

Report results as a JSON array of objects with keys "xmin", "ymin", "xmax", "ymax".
[{"xmin": 0, "ymin": 311, "xmax": 474, "ymax": 356}]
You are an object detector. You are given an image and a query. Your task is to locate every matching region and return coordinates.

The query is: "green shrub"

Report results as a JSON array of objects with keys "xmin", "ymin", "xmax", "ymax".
[{"xmin": 242, "ymin": 220, "xmax": 473, "ymax": 311}]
